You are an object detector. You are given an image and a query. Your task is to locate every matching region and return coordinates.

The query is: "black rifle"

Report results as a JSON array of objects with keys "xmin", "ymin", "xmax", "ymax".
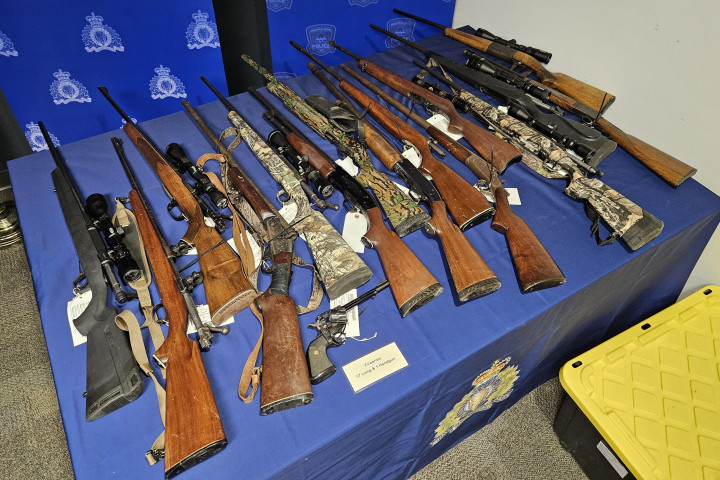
[
  {"xmin": 369, "ymin": 23, "xmax": 617, "ymax": 167},
  {"xmin": 41, "ymin": 122, "xmax": 143, "ymax": 421},
  {"xmin": 306, "ymin": 280, "xmax": 390, "ymax": 384},
  {"xmin": 472, "ymin": 27, "xmax": 551, "ymax": 64}
]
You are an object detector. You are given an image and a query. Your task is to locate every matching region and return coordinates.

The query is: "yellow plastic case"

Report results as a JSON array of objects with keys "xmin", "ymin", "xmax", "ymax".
[{"xmin": 560, "ymin": 286, "xmax": 720, "ymax": 479}]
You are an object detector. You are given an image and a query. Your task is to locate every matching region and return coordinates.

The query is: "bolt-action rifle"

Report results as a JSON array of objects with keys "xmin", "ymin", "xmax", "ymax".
[
  {"xmin": 250, "ymin": 88, "xmax": 443, "ymax": 316},
  {"xmin": 41, "ymin": 122, "xmax": 143, "ymax": 421},
  {"xmin": 369, "ymin": 24, "xmax": 617, "ymax": 168},
  {"xmin": 241, "ymin": 54, "xmax": 430, "ymax": 237},
  {"xmin": 98, "ymin": 87, "xmax": 256, "ymax": 325},
  {"xmin": 337, "ymin": 65, "xmax": 566, "ymax": 291},
  {"xmin": 462, "ymin": 48, "xmax": 697, "ymax": 187},
  {"xmin": 338, "ymin": 64, "xmax": 662, "ymax": 251},
  {"xmin": 329, "ymin": 41, "xmax": 523, "ymax": 172},
  {"xmin": 392, "ymin": 9, "xmax": 615, "ymax": 114},
  {"xmin": 472, "ymin": 26, "xmax": 552, "ymax": 64},
  {"xmin": 199, "ymin": 77, "xmax": 373, "ymax": 300},
  {"xmin": 116, "ymin": 137, "xmax": 227, "ymax": 479}
]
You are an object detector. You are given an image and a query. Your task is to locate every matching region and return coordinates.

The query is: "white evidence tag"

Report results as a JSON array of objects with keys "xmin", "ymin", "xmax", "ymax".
[
  {"xmin": 329, "ymin": 289, "xmax": 359, "ymax": 338},
  {"xmin": 278, "ymin": 202, "xmax": 306, "ymax": 242},
  {"xmin": 342, "ymin": 210, "xmax": 368, "ymax": 254},
  {"xmin": 228, "ymin": 234, "xmax": 263, "ymax": 269},
  {"xmin": 427, "ymin": 114, "xmax": 463, "ymax": 141},
  {"xmin": 186, "ymin": 304, "xmax": 234, "ymax": 335},
  {"xmin": 505, "ymin": 187, "xmax": 522, "ymax": 206},
  {"xmin": 67, "ymin": 290, "xmax": 92, "ymax": 346},
  {"xmin": 335, "ymin": 156, "xmax": 359, "ymax": 177},
  {"xmin": 401, "ymin": 146, "xmax": 422, "ymax": 168}
]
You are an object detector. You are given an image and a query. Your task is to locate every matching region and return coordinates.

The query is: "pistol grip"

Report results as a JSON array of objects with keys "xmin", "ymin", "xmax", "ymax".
[{"xmin": 306, "ymin": 335, "xmax": 337, "ymax": 384}]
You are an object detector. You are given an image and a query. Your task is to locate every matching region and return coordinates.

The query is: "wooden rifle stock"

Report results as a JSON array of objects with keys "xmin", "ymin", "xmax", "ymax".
[
  {"xmin": 226, "ymin": 168, "xmax": 313, "ymax": 414},
  {"xmin": 120, "ymin": 122, "xmax": 255, "ymax": 324},
  {"xmin": 343, "ymin": 55, "xmax": 521, "ymax": 172},
  {"xmin": 338, "ymin": 80, "xmax": 494, "ymax": 229},
  {"xmin": 128, "ymin": 188, "xmax": 226, "ymax": 478}
]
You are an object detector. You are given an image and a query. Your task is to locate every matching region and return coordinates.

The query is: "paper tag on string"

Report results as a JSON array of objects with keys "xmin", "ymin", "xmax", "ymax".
[
  {"xmin": 229, "ymin": 234, "xmax": 263, "ymax": 269},
  {"xmin": 427, "ymin": 114, "xmax": 463, "ymax": 141},
  {"xmin": 278, "ymin": 202, "xmax": 306, "ymax": 242},
  {"xmin": 67, "ymin": 290, "xmax": 92, "ymax": 346},
  {"xmin": 186, "ymin": 304, "xmax": 234, "ymax": 335},
  {"xmin": 401, "ymin": 146, "xmax": 422, "ymax": 168},
  {"xmin": 335, "ymin": 156, "xmax": 359, "ymax": 177},
  {"xmin": 342, "ymin": 210, "xmax": 367, "ymax": 253},
  {"xmin": 505, "ymin": 187, "xmax": 521, "ymax": 205},
  {"xmin": 330, "ymin": 289, "xmax": 360, "ymax": 338}
]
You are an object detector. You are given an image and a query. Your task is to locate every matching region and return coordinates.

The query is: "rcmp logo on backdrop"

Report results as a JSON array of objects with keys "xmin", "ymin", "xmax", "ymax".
[
  {"xmin": 430, "ymin": 357, "xmax": 519, "ymax": 446},
  {"xmin": 82, "ymin": 13, "xmax": 124, "ymax": 53},
  {"xmin": 26, "ymin": 122, "xmax": 59, "ymax": 152},
  {"xmin": 266, "ymin": 0, "xmax": 292, "ymax": 12},
  {"xmin": 149, "ymin": 65, "xmax": 187, "ymax": 100},
  {"xmin": 348, "ymin": 0, "xmax": 378, "ymax": 6},
  {"xmin": 50, "ymin": 70, "xmax": 92, "ymax": 105},
  {"xmin": 306, "ymin": 24, "xmax": 336, "ymax": 56},
  {"xmin": 385, "ymin": 18, "xmax": 415, "ymax": 48},
  {"xmin": 0, "ymin": 30, "xmax": 18, "ymax": 57},
  {"xmin": 186, "ymin": 10, "xmax": 220, "ymax": 49}
]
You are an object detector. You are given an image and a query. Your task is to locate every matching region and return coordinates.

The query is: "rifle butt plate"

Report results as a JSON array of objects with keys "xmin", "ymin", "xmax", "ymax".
[
  {"xmin": 260, "ymin": 391, "xmax": 314, "ymax": 415},
  {"xmin": 165, "ymin": 439, "xmax": 228, "ymax": 479},
  {"xmin": 398, "ymin": 283, "xmax": 443, "ymax": 317}
]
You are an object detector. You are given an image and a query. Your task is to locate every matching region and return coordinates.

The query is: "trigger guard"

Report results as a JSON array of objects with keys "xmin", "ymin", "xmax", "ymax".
[{"xmin": 276, "ymin": 189, "xmax": 291, "ymax": 204}]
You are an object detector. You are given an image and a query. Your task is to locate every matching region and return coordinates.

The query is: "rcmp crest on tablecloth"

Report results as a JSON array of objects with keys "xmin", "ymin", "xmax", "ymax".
[
  {"xmin": 266, "ymin": 0, "xmax": 292, "ymax": 12},
  {"xmin": 0, "ymin": 30, "xmax": 18, "ymax": 57},
  {"xmin": 430, "ymin": 357, "xmax": 520, "ymax": 446},
  {"xmin": 186, "ymin": 10, "xmax": 220, "ymax": 49},
  {"xmin": 26, "ymin": 122, "xmax": 59, "ymax": 152},
  {"xmin": 149, "ymin": 65, "xmax": 187, "ymax": 100},
  {"xmin": 50, "ymin": 70, "xmax": 92, "ymax": 105},
  {"xmin": 82, "ymin": 13, "xmax": 124, "ymax": 53},
  {"xmin": 306, "ymin": 24, "xmax": 336, "ymax": 56},
  {"xmin": 385, "ymin": 18, "xmax": 415, "ymax": 48},
  {"xmin": 348, "ymin": 0, "xmax": 378, "ymax": 6}
]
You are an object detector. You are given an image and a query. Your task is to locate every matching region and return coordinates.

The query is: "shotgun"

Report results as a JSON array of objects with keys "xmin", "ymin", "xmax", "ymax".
[
  {"xmin": 42, "ymin": 122, "xmax": 143, "ymax": 421},
  {"xmin": 116, "ymin": 138, "xmax": 227, "ymax": 478},
  {"xmin": 252, "ymin": 89, "xmax": 443, "ymax": 316},
  {"xmin": 98, "ymin": 87, "xmax": 256, "ymax": 325},
  {"xmin": 337, "ymin": 65, "xmax": 566, "ymax": 291},
  {"xmin": 328, "ymin": 41, "xmax": 522, "ymax": 172},
  {"xmin": 241, "ymin": 54, "xmax": 429, "ymax": 237},
  {"xmin": 392, "ymin": 8, "xmax": 615, "ymax": 114}
]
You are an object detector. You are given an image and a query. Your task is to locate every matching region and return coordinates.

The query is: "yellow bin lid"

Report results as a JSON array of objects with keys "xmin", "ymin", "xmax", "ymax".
[{"xmin": 560, "ymin": 286, "xmax": 720, "ymax": 479}]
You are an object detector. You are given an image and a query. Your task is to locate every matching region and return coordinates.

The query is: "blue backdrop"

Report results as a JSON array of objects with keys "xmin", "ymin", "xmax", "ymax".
[
  {"xmin": 0, "ymin": 1, "xmax": 455, "ymax": 150},
  {"xmin": 0, "ymin": 1, "xmax": 227, "ymax": 150}
]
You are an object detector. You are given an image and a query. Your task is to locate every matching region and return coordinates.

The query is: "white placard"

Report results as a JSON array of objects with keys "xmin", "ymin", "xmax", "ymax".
[
  {"xmin": 329, "ymin": 289, "xmax": 359, "ymax": 338},
  {"xmin": 341, "ymin": 342, "xmax": 409, "ymax": 393},
  {"xmin": 426, "ymin": 114, "xmax": 463, "ymax": 141}
]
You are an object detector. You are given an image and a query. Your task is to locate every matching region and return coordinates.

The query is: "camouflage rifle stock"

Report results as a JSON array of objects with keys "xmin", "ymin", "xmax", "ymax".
[{"xmin": 241, "ymin": 54, "xmax": 429, "ymax": 237}]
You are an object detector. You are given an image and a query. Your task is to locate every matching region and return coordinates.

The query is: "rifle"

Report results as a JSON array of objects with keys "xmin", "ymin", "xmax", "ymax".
[
  {"xmin": 392, "ymin": 9, "xmax": 615, "ymax": 114},
  {"xmin": 462, "ymin": 49, "xmax": 697, "ymax": 187},
  {"xmin": 307, "ymin": 279, "xmax": 390, "ymax": 384},
  {"xmin": 472, "ymin": 27, "xmax": 552, "ymax": 64},
  {"xmin": 98, "ymin": 87, "xmax": 256, "ymax": 325},
  {"xmin": 369, "ymin": 24, "xmax": 617, "ymax": 168},
  {"xmin": 328, "ymin": 41, "xmax": 522, "ymax": 172},
  {"xmin": 290, "ymin": 40, "xmax": 494, "ymax": 231},
  {"xmin": 251, "ymin": 89, "xmax": 443, "ymax": 316},
  {"xmin": 198, "ymin": 77, "xmax": 374, "ymax": 300},
  {"xmin": 116, "ymin": 138, "xmax": 227, "ymax": 478},
  {"xmin": 41, "ymin": 122, "xmax": 143, "ymax": 421},
  {"xmin": 240, "ymin": 54, "xmax": 430, "ymax": 237},
  {"xmin": 337, "ymin": 65, "xmax": 566, "ymax": 291}
]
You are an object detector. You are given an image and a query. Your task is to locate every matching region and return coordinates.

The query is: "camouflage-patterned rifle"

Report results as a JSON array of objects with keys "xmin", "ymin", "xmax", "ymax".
[
  {"xmin": 241, "ymin": 54, "xmax": 429, "ymax": 237},
  {"xmin": 197, "ymin": 78, "xmax": 373, "ymax": 300}
]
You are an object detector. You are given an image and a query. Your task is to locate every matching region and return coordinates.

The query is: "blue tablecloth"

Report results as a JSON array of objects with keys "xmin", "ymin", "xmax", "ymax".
[{"xmin": 9, "ymin": 30, "xmax": 720, "ymax": 480}]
